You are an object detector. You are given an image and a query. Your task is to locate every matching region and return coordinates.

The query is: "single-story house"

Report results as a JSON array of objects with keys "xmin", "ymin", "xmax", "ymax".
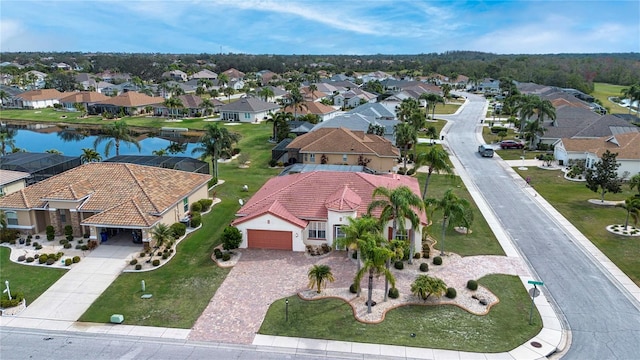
[
  {"xmin": 282, "ymin": 101, "xmax": 339, "ymax": 122},
  {"xmin": 0, "ymin": 170, "xmax": 30, "ymax": 196},
  {"xmin": 0, "ymin": 162, "xmax": 211, "ymax": 247},
  {"xmin": 219, "ymin": 97, "xmax": 280, "ymax": 122},
  {"xmin": 58, "ymin": 91, "xmax": 111, "ymax": 111},
  {"xmin": 190, "ymin": 69, "xmax": 218, "ymax": 81},
  {"xmin": 312, "ymin": 113, "xmax": 399, "ymax": 145},
  {"xmin": 232, "ymin": 171, "xmax": 426, "ymax": 252},
  {"xmin": 554, "ymin": 132, "xmax": 640, "ymax": 179},
  {"xmin": 89, "ymin": 91, "xmax": 164, "ymax": 116},
  {"xmin": 286, "ymin": 127, "xmax": 399, "ymax": 173},
  {"xmin": 14, "ymin": 89, "xmax": 64, "ymax": 109}
]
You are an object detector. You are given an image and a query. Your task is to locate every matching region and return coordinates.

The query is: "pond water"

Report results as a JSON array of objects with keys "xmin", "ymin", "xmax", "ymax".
[{"xmin": 7, "ymin": 124, "xmax": 201, "ymax": 158}]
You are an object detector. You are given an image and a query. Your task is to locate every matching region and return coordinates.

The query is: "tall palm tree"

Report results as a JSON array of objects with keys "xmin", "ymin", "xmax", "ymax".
[
  {"xmin": 629, "ymin": 173, "xmax": 640, "ymax": 197},
  {"xmin": 163, "ymin": 97, "xmax": 183, "ymax": 120},
  {"xmin": 217, "ymin": 73, "xmax": 229, "ymax": 88},
  {"xmin": 259, "ymin": 87, "xmax": 275, "ymax": 102},
  {"xmin": 223, "ymin": 87, "xmax": 235, "ymax": 102},
  {"xmin": 616, "ymin": 197, "xmax": 640, "ymax": 230},
  {"xmin": 523, "ymin": 119, "xmax": 546, "ymax": 149},
  {"xmin": 621, "ymin": 84, "xmax": 640, "ymax": 118},
  {"xmin": 80, "ymin": 148, "xmax": 102, "ymax": 163},
  {"xmin": 433, "ymin": 188, "xmax": 471, "ymax": 256},
  {"xmin": 397, "ymin": 98, "xmax": 419, "ymax": 122},
  {"xmin": 200, "ymin": 98, "xmax": 214, "ymax": 117},
  {"xmin": 269, "ymin": 111, "xmax": 294, "ymax": 142},
  {"xmin": 166, "ymin": 141, "xmax": 187, "ymax": 155},
  {"xmin": 440, "ymin": 84, "xmax": 452, "ymax": 99},
  {"xmin": 0, "ymin": 90, "xmax": 9, "ymax": 107},
  {"xmin": 93, "ymin": 120, "xmax": 141, "ymax": 158},
  {"xmin": 335, "ymin": 215, "xmax": 381, "ymax": 296},
  {"xmin": 354, "ymin": 232, "xmax": 395, "ymax": 314},
  {"xmin": 414, "ymin": 146, "xmax": 454, "ymax": 200},
  {"xmin": 191, "ymin": 122, "xmax": 241, "ymax": 179},
  {"xmin": 308, "ymin": 84, "xmax": 318, "ymax": 100},
  {"xmin": 394, "ymin": 122, "xmax": 416, "ymax": 170},
  {"xmin": 288, "ymin": 87, "xmax": 306, "ymax": 118},
  {"xmin": 150, "ymin": 223, "xmax": 174, "ymax": 250},
  {"xmin": 0, "ymin": 128, "xmax": 17, "ymax": 156},
  {"xmin": 307, "ymin": 264, "xmax": 335, "ymax": 294}
]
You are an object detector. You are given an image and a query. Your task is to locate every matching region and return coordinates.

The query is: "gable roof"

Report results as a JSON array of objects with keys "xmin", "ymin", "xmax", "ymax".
[
  {"xmin": 219, "ymin": 97, "xmax": 280, "ymax": 113},
  {"xmin": 0, "ymin": 163, "xmax": 210, "ymax": 227},
  {"xmin": 190, "ymin": 69, "xmax": 218, "ymax": 79},
  {"xmin": 16, "ymin": 89, "xmax": 64, "ymax": 101},
  {"xmin": 283, "ymin": 101, "xmax": 337, "ymax": 115},
  {"xmin": 560, "ymin": 132, "xmax": 640, "ymax": 160},
  {"xmin": 287, "ymin": 127, "xmax": 399, "ymax": 157},
  {"xmin": 94, "ymin": 91, "xmax": 164, "ymax": 107},
  {"xmin": 233, "ymin": 171, "xmax": 426, "ymax": 226},
  {"xmin": 0, "ymin": 170, "xmax": 30, "ymax": 186}
]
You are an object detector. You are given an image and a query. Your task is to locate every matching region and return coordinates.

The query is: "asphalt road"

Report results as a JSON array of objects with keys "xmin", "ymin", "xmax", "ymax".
[{"xmin": 441, "ymin": 93, "xmax": 640, "ymax": 359}]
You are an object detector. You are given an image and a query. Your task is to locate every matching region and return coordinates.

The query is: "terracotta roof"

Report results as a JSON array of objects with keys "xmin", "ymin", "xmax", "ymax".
[
  {"xmin": 287, "ymin": 127, "xmax": 399, "ymax": 157},
  {"xmin": 283, "ymin": 101, "xmax": 337, "ymax": 115},
  {"xmin": 94, "ymin": 91, "xmax": 164, "ymax": 107},
  {"xmin": 0, "ymin": 163, "xmax": 211, "ymax": 227},
  {"xmin": 16, "ymin": 89, "xmax": 64, "ymax": 101},
  {"xmin": 561, "ymin": 132, "xmax": 640, "ymax": 160},
  {"xmin": 58, "ymin": 91, "xmax": 110, "ymax": 103},
  {"xmin": 233, "ymin": 171, "xmax": 426, "ymax": 226}
]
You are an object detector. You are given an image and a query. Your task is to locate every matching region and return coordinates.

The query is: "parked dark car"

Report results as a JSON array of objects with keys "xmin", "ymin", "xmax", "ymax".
[{"xmin": 500, "ymin": 140, "xmax": 525, "ymax": 149}]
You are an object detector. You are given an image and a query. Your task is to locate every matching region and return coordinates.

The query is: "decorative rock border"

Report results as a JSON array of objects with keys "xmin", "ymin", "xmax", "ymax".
[
  {"xmin": 211, "ymin": 246, "xmax": 241, "ymax": 268},
  {"xmin": 606, "ymin": 224, "xmax": 640, "ymax": 237}
]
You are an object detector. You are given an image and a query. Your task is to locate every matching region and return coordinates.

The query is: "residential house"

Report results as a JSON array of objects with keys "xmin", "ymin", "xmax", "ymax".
[
  {"xmin": 232, "ymin": 171, "xmax": 425, "ymax": 252},
  {"xmin": 190, "ymin": 69, "xmax": 218, "ymax": 81},
  {"xmin": 0, "ymin": 163, "xmax": 210, "ymax": 245},
  {"xmin": 475, "ymin": 78, "xmax": 500, "ymax": 94},
  {"xmin": 51, "ymin": 62, "xmax": 72, "ymax": 71},
  {"xmin": 285, "ymin": 127, "xmax": 399, "ymax": 173},
  {"xmin": 282, "ymin": 101, "xmax": 338, "ymax": 122},
  {"xmin": 222, "ymin": 68, "xmax": 245, "ymax": 81},
  {"xmin": 95, "ymin": 71, "xmax": 131, "ymax": 83},
  {"xmin": 14, "ymin": 89, "xmax": 64, "ymax": 109},
  {"xmin": 24, "ymin": 70, "xmax": 47, "ymax": 89},
  {"xmin": 256, "ymin": 70, "xmax": 278, "ymax": 85},
  {"xmin": 0, "ymin": 152, "xmax": 82, "ymax": 186},
  {"xmin": 334, "ymin": 88, "xmax": 376, "ymax": 109},
  {"xmin": 219, "ymin": 97, "xmax": 280, "ymax": 122},
  {"xmin": 312, "ymin": 113, "xmax": 399, "ymax": 144},
  {"xmin": 554, "ymin": 132, "xmax": 640, "ymax": 178},
  {"xmin": 90, "ymin": 91, "xmax": 164, "ymax": 116},
  {"xmin": 58, "ymin": 91, "xmax": 111, "ymax": 111},
  {"xmin": 153, "ymin": 94, "xmax": 218, "ymax": 117},
  {"xmin": 0, "ymin": 170, "xmax": 30, "ymax": 196},
  {"xmin": 162, "ymin": 70, "xmax": 188, "ymax": 82},
  {"xmin": 349, "ymin": 102, "xmax": 397, "ymax": 121},
  {"xmin": 0, "ymin": 85, "xmax": 24, "ymax": 107}
]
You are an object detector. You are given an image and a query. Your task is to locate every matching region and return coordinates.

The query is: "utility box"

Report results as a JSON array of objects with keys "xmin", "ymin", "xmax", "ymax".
[{"xmin": 110, "ymin": 314, "xmax": 124, "ymax": 324}]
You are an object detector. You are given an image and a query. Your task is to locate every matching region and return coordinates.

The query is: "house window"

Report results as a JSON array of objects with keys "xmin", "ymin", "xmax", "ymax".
[
  {"xmin": 6, "ymin": 211, "xmax": 18, "ymax": 226},
  {"xmin": 183, "ymin": 198, "xmax": 189, "ymax": 212},
  {"xmin": 244, "ymin": 112, "xmax": 251, "ymax": 119},
  {"xmin": 392, "ymin": 228, "xmax": 408, "ymax": 241},
  {"xmin": 334, "ymin": 225, "xmax": 346, "ymax": 250},
  {"xmin": 309, "ymin": 153, "xmax": 315, "ymax": 163},
  {"xmin": 342, "ymin": 154, "xmax": 348, "ymax": 162},
  {"xmin": 59, "ymin": 209, "xmax": 66, "ymax": 223},
  {"xmin": 308, "ymin": 222, "xmax": 326, "ymax": 239}
]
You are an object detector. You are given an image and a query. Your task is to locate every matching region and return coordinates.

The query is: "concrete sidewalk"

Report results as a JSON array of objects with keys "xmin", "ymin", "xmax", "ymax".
[{"xmin": 15, "ymin": 245, "xmax": 137, "ymax": 321}]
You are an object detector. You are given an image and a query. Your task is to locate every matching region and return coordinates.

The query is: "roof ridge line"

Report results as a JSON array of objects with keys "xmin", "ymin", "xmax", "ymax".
[{"xmin": 124, "ymin": 163, "xmax": 161, "ymax": 213}]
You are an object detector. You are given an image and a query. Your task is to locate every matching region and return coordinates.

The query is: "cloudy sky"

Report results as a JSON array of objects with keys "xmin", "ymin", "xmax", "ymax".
[{"xmin": 1, "ymin": 0, "xmax": 638, "ymax": 55}]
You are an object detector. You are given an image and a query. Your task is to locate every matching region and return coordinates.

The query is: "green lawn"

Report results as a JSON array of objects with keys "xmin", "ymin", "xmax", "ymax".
[
  {"xmin": 514, "ymin": 167, "xmax": 640, "ymax": 286},
  {"xmin": 79, "ymin": 122, "xmax": 281, "ymax": 327},
  {"xmin": 418, "ymin": 119, "xmax": 447, "ymax": 139},
  {"xmin": 0, "ymin": 246, "xmax": 67, "ymax": 304},
  {"xmin": 259, "ymin": 274, "xmax": 541, "ymax": 353},
  {"xmin": 433, "ymin": 102, "xmax": 461, "ymax": 116},
  {"xmin": 592, "ymin": 82, "xmax": 629, "ymax": 115}
]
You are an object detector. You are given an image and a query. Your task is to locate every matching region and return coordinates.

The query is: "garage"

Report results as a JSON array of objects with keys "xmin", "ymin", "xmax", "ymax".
[{"xmin": 247, "ymin": 229, "xmax": 293, "ymax": 250}]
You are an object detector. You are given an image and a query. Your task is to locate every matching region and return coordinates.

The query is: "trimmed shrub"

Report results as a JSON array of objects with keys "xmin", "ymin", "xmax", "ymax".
[
  {"xmin": 269, "ymin": 158, "xmax": 277, "ymax": 167},
  {"xmin": 221, "ymin": 252, "xmax": 231, "ymax": 261},
  {"xmin": 433, "ymin": 256, "xmax": 443, "ymax": 265},
  {"xmin": 189, "ymin": 212, "xmax": 202, "ymax": 227},
  {"xmin": 46, "ymin": 258, "xmax": 55, "ymax": 265},
  {"xmin": 78, "ymin": 239, "xmax": 84, "ymax": 244},
  {"xmin": 55, "ymin": 252, "xmax": 64, "ymax": 260},
  {"xmin": 130, "ymin": 259, "xmax": 138, "ymax": 265},
  {"xmin": 394, "ymin": 261, "xmax": 404, "ymax": 270},
  {"xmin": 65, "ymin": 258, "xmax": 72, "ymax": 266},
  {"xmin": 221, "ymin": 226, "xmax": 242, "ymax": 251},
  {"xmin": 59, "ymin": 239, "xmax": 68, "ymax": 245},
  {"xmin": 190, "ymin": 201, "xmax": 202, "ymax": 213},
  {"xmin": 152, "ymin": 259, "xmax": 160, "ymax": 266},
  {"xmin": 81, "ymin": 245, "xmax": 89, "ymax": 251},
  {"xmin": 75, "ymin": 244, "xmax": 82, "ymax": 249},
  {"xmin": 406, "ymin": 168, "xmax": 416, "ymax": 176},
  {"xmin": 35, "ymin": 245, "xmax": 43, "ymax": 250},
  {"xmin": 39, "ymin": 255, "xmax": 48, "ymax": 264},
  {"xmin": 208, "ymin": 177, "xmax": 218, "ymax": 188},
  {"xmin": 349, "ymin": 283, "xmax": 358, "ymax": 294},
  {"xmin": 422, "ymin": 247, "xmax": 430, "ymax": 259},
  {"xmin": 467, "ymin": 280, "xmax": 478, "ymax": 291},
  {"xmin": 34, "ymin": 254, "xmax": 40, "ymax": 259},
  {"xmin": 135, "ymin": 264, "xmax": 142, "ymax": 270},
  {"xmin": 17, "ymin": 255, "xmax": 26, "ymax": 262},
  {"xmin": 162, "ymin": 253, "xmax": 169, "ymax": 260},
  {"xmin": 72, "ymin": 256, "xmax": 81, "ymax": 263},
  {"xmin": 214, "ymin": 248, "xmax": 223, "ymax": 259},
  {"xmin": 64, "ymin": 225, "xmax": 73, "ymax": 237},
  {"xmin": 388, "ymin": 287, "xmax": 400, "ymax": 299},
  {"xmin": 1, "ymin": 291, "xmax": 24, "ymax": 308},
  {"xmin": 83, "ymin": 233, "xmax": 90, "ymax": 239},
  {"xmin": 46, "ymin": 225, "xmax": 55, "ymax": 241},
  {"xmin": 419, "ymin": 263, "xmax": 429, "ymax": 272},
  {"xmin": 446, "ymin": 287, "xmax": 457, "ymax": 299},
  {"xmin": 198, "ymin": 198, "xmax": 213, "ymax": 212},
  {"xmin": 66, "ymin": 235, "xmax": 74, "ymax": 242},
  {"xmin": 63, "ymin": 243, "xmax": 72, "ymax": 249},
  {"xmin": 26, "ymin": 257, "xmax": 34, "ymax": 263},
  {"xmin": 413, "ymin": 252, "xmax": 421, "ymax": 259},
  {"xmin": 9, "ymin": 239, "xmax": 16, "ymax": 245},
  {"xmin": 156, "ymin": 251, "xmax": 162, "ymax": 256},
  {"xmin": 140, "ymin": 252, "xmax": 147, "ymax": 257}
]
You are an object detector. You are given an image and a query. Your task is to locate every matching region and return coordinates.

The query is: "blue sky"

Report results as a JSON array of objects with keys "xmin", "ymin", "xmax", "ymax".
[{"xmin": 1, "ymin": 0, "xmax": 638, "ymax": 55}]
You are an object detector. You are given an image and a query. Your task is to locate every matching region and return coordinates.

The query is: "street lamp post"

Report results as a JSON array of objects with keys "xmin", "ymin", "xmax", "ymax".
[{"xmin": 285, "ymin": 299, "xmax": 289, "ymax": 322}]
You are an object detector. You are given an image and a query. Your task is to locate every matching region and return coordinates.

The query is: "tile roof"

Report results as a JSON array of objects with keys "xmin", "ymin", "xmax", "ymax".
[
  {"xmin": 177, "ymin": 94, "xmax": 203, "ymax": 108},
  {"xmin": 94, "ymin": 91, "xmax": 164, "ymax": 107},
  {"xmin": 58, "ymin": 91, "xmax": 110, "ymax": 103},
  {"xmin": 16, "ymin": 89, "xmax": 64, "ymax": 101},
  {"xmin": 287, "ymin": 127, "xmax": 399, "ymax": 157},
  {"xmin": 283, "ymin": 101, "xmax": 337, "ymax": 115},
  {"xmin": 0, "ymin": 170, "xmax": 30, "ymax": 186},
  {"xmin": 233, "ymin": 171, "xmax": 426, "ymax": 226},
  {"xmin": 0, "ymin": 163, "xmax": 211, "ymax": 227},
  {"xmin": 561, "ymin": 132, "xmax": 640, "ymax": 160}
]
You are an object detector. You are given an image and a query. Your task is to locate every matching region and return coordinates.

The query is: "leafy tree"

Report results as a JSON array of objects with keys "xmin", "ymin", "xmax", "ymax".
[
  {"xmin": 73, "ymin": 102, "xmax": 87, "ymax": 117},
  {"xmin": 432, "ymin": 188, "xmax": 471, "ymax": 256},
  {"xmin": 425, "ymin": 126, "xmax": 438, "ymax": 143},
  {"xmin": 307, "ymin": 264, "xmax": 335, "ymax": 294},
  {"xmin": 217, "ymin": 73, "xmax": 229, "ymax": 88},
  {"xmin": 80, "ymin": 148, "xmax": 102, "ymax": 163},
  {"xmin": 629, "ymin": 173, "xmax": 640, "ymax": 197},
  {"xmin": 0, "ymin": 128, "xmax": 17, "ymax": 156},
  {"xmin": 367, "ymin": 123, "xmax": 385, "ymax": 137},
  {"xmin": 45, "ymin": 149, "xmax": 62, "ymax": 155},
  {"xmin": 354, "ymin": 232, "xmax": 395, "ymax": 314},
  {"xmin": 150, "ymin": 223, "xmax": 174, "ymax": 250},
  {"xmin": 152, "ymin": 149, "xmax": 168, "ymax": 156},
  {"xmin": 44, "ymin": 71, "xmax": 76, "ymax": 91},
  {"xmin": 616, "ymin": 197, "xmax": 640, "ymax": 230},
  {"xmin": 93, "ymin": 120, "xmax": 141, "ymax": 157},
  {"xmin": 221, "ymin": 226, "xmax": 243, "ymax": 250},
  {"xmin": 441, "ymin": 83, "xmax": 452, "ymax": 99},
  {"xmin": 191, "ymin": 122, "xmax": 241, "ymax": 178},
  {"xmin": 0, "ymin": 90, "xmax": 10, "ymax": 106},
  {"xmin": 411, "ymin": 275, "xmax": 447, "ymax": 301},
  {"xmin": 585, "ymin": 150, "xmax": 623, "ymax": 202},
  {"xmin": 414, "ymin": 147, "xmax": 454, "ymax": 200}
]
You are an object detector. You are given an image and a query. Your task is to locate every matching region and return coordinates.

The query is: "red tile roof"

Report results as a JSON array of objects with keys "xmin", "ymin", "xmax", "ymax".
[
  {"xmin": 233, "ymin": 171, "xmax": 426, "ymax": 226},
  {"xmin": 94, "ymin": 91, "xmax": 164, "ymax": 107}
]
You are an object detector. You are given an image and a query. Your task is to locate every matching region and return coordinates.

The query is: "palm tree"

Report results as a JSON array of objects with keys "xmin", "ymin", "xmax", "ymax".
[
  {"xmin": 223, "ymin": 87, "xmax": 235, "ymax": 102},
  {"xmin": 0, "ymin": 128, "xmax": 17, "ymax": 156},
  {"xmin": 149, "ymin": 223, "xmax": 174, "ymax": 250},
  {"xmin": 523, "ymin": 119, "xmax": 546, "ymax": 149},
  {"xmin": 369, "ymin": 185, "xmax": 423, "ymax": 270},
  {"xmin": 629, "ymin": 173, "xmax": 640, "ymax": 197},
  {"xmin": 397, "ymin": 98, "xmax": 419, "ymax": 122},
  {"xmin": 621, "ymin": 84, "xmax": 640, "ymax": 118},
  {"xmin": 414, "ymin": 147, "xmax": 454, "ymax": 200},
  {"xmin": 335, "ymin": 215, "xmax": 381, "ymax": 296},
  {"xmin": 616, "ymin": 197, "xmax": 640, "ymax": 230},
  {"xmin": 80, "ymin": 148, "xmax": 102, "ymax": 163},
  {"xmin": 200, "ymin": 98, "xmax": 214, "ymax": 117},
  {"xmin": 394, "ymin": 122, "xmax": 416, "ymax": 170},
  {"xmin": 307, "ymin": 264, "xmax": 335, "ymax": 294},
  {"xmin": 433, "ymin": 188, "xmax": 471, "ymax": 256},
  {"xmin": 411, "ymin": 275, "xmax": 447, "ymax": 301},
  {"xmin": 440, "ymin": 84, "xmax": 452, "ymax": 99},
  {"xmin": 288, "ymin": 87, "xmax": 306, "ymax": 118},
  {"xmin": 308, "ymin": 84, "xmax": 318, "ymax": 100},
  {"xmin": 259, "ymin": 87, "xmax": 275, "ymax": 102},
  {"xmin": 163, "ymin": 97, "xmax": 184, "ymax": 120},
  {"xmin": 152, "ymin": 149, "xmax": 168, "ymax": 156},
  {"xmin": 217, "ymin": 73, "xmax": 229, "ymax": 88},
  {"xmin": 45, "ymin": 149, "xmax": 62, "ymax": 155},
  {"xmin": 166, "ymin": 141, "xmax": 187, "ymax": 155},
  {"xmin": 269, "ymin": 111, "xmax": 294, "ymax": 142},
  {"xmin": 0, "ymin": 90, "xmax": 9, "ymax": 107},
  {"xmin": 93, "ymin": 120, "xmax": 141, "ymax": 157},
  {"xmin": 191, "ymin": 122, "xmax": 241, "ymax": 179},
  {"xmin": 354, "ymin": 232, "xmax": 395, "ymax": 314}
]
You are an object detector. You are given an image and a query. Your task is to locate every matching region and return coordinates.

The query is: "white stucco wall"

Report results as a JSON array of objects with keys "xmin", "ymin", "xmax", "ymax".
[{"xmin": 235, "ymin": 214, "xmax": 306, "ymax": 251}]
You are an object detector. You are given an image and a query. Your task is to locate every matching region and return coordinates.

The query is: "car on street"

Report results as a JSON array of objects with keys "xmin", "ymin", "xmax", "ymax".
[{"xmin": 500, "ymin": 140, "xmax": 525, "ymax": 149}]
